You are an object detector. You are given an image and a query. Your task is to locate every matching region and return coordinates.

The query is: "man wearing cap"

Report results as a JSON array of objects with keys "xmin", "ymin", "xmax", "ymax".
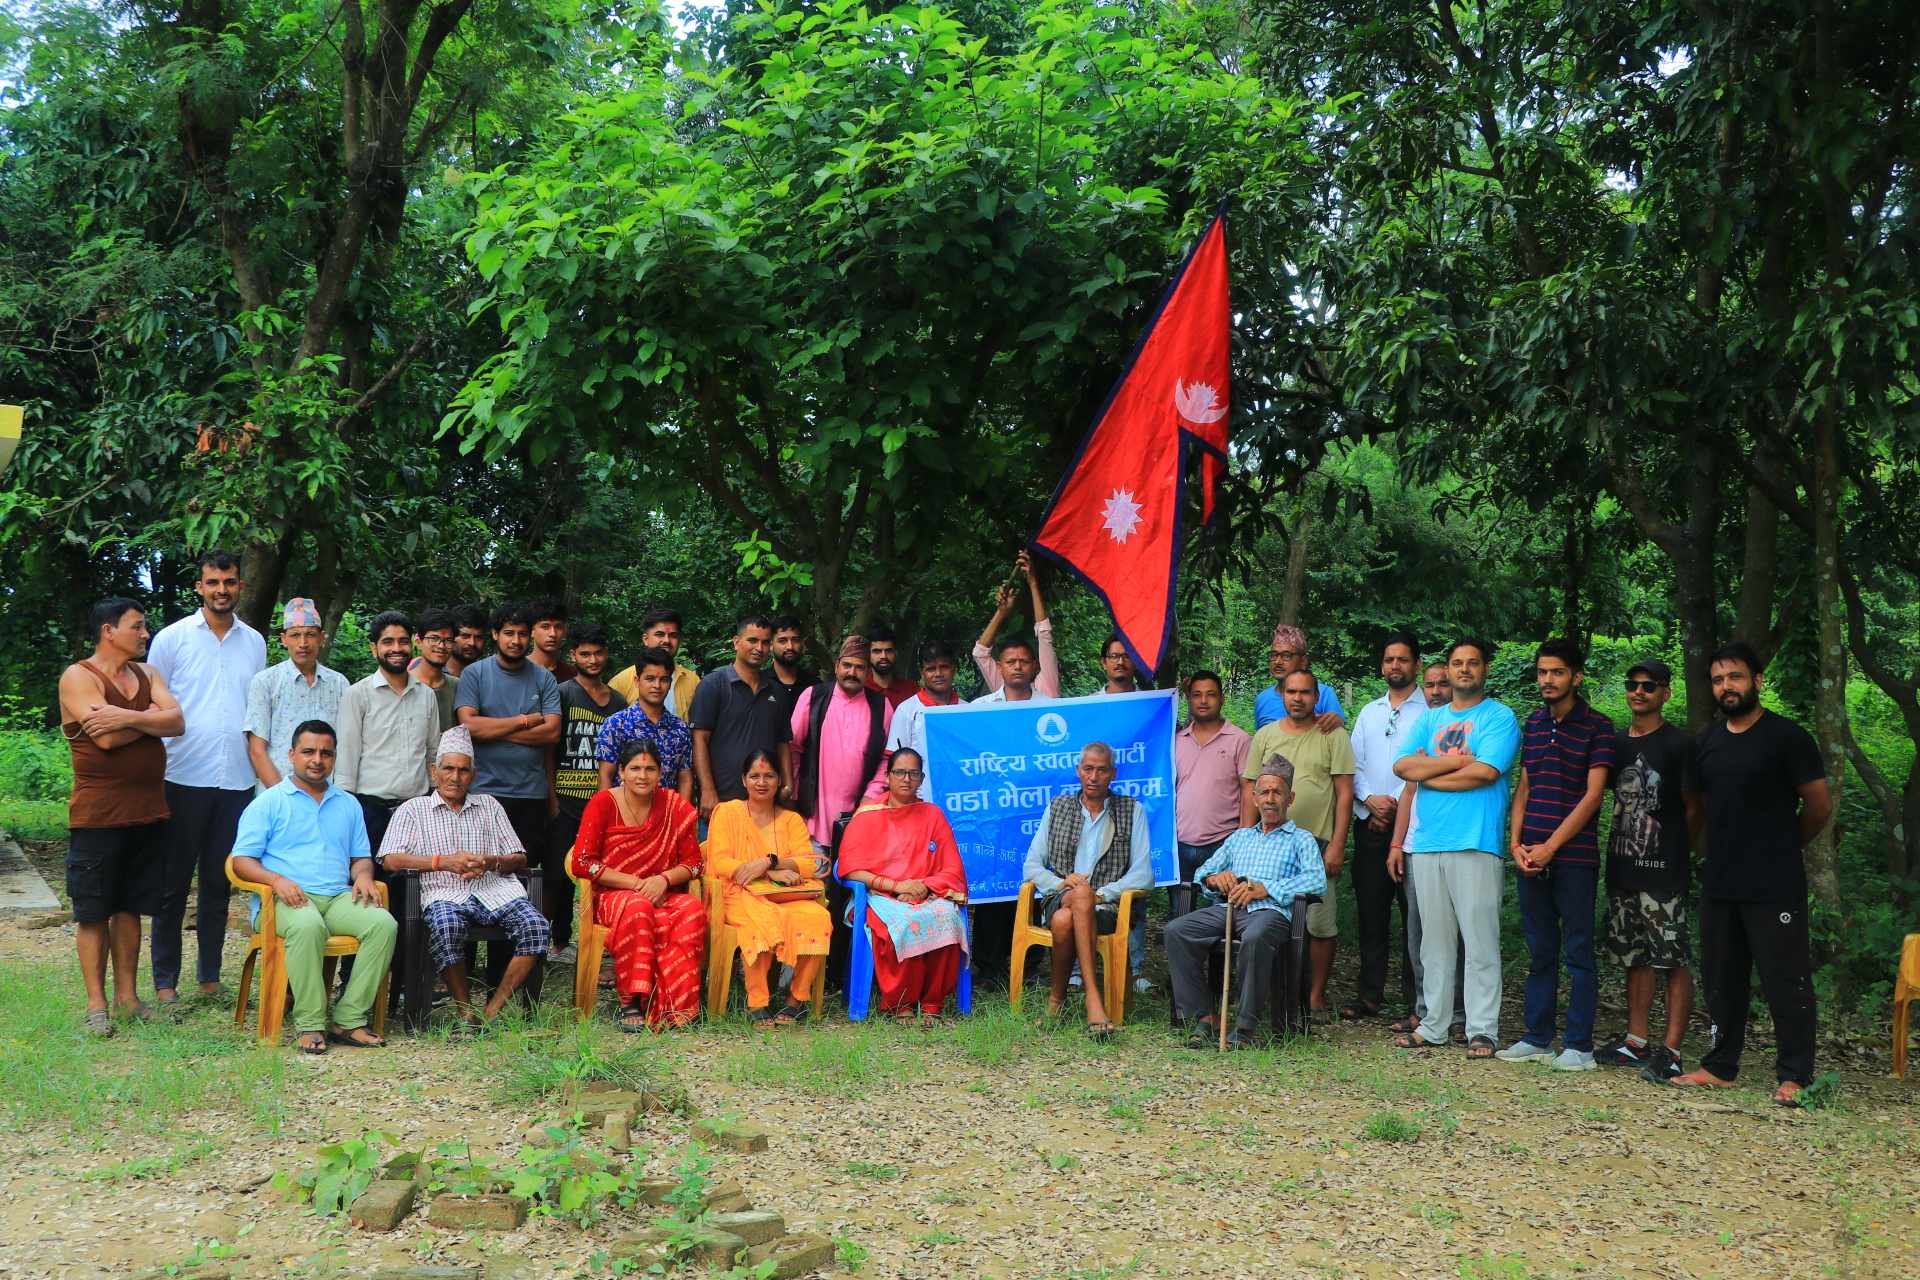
[
  {"xmin": 1254, "ymin": 624, "xmax": 1345, "ymax": 731},
  {"xmin": 377, "ymin": 726, "xmax": 550, "ymax": 1025},
  {"xmin": 245, "ymin": 598, "xmax": 349, "ymax": 795},
  {"xmin": 1596, "ymin": 658, "xmax": 1700, "ymax": 1082},
  {"xmin": 787, "ymin": 635, "xmax": 893, "ymax": 852}
]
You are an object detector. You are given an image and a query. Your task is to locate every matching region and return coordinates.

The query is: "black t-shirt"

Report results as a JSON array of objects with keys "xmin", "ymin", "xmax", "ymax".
[
  {"xmin": 688, "ymin": 666, "xmax": 792, "ymax": 802},
  {"xmin": 1606, "ymin": 723, "xmax": 1694, "ymax": 894},
  {"xmin": 555, "ymin": 680, "xmax": 627, "ymax": 803},
  {"xmin": 1692, "ymin": 710, "xmax": 1826, "ymax": 903}
]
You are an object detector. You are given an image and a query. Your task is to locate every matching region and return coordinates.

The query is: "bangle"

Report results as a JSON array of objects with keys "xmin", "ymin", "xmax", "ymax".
[{"xmin": 432, "ymin": 854, "xmax": 442, "ymax": 871}]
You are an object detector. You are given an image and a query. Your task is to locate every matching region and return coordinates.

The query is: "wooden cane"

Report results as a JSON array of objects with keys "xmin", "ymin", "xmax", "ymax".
[{"xmin": 1217, "ymin": 894, "xmax": 1233, "ymax": 1052}]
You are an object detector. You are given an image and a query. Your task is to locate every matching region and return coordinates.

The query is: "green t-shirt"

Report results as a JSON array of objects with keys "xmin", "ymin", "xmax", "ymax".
[{"xmin": 1244, "ymin": 720, "xmax": 1357, "ymax": 842}]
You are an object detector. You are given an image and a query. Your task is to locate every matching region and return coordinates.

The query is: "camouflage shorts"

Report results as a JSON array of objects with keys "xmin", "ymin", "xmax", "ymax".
[{"xmin": 1603, "ymin": 890, "xmax": 1692, "ymax": 971}]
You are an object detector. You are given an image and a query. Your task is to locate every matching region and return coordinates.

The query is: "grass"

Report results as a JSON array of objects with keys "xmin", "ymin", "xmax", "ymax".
[
  {"xmin": 718, "ymin": 1021, "xmax": 925, "ymax": 1098},
  {"xmin": 83, "ymin": 1140, "xmax": 215, "ymax": 1182},
  {"xmin": 478, "ymin": 1011, "xmax": 672, "ymax": 1108},
  {"xmin": 843, "ymin": 1160, "xmax": 903, "ymax": 1181},
  {"xmin": 1579, "ymin": 1105, "xmax": 1620, "ymax": 1124},
  {"xmin": 0, "ymin": 797, "xmax": 64, "ymax": 840},
  {"xmin": 1361, "ymin": 1109, "xmax": 1422, "ymax": 1143}
]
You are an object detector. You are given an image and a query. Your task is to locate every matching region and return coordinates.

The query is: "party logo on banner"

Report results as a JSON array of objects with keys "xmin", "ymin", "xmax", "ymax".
[{"xmin": 922, "ymin": 691, "xmax": 1178, "ymax": 903}]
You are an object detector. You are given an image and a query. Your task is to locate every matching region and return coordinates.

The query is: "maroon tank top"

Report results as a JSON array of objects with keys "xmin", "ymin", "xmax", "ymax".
[{"xmin": 64, "ymin": 660, "xmax": 169, "ymax": 828}]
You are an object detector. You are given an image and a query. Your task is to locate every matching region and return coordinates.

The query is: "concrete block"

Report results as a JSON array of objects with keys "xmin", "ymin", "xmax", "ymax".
[
  {"xmin": 690, "ymin": 1117, "xmax": 770, "ymax": 1152},
  {"xmin": 747, "ymin": 1232, "xmax": 837, "ymax": 1278},
  {"xmin": 707, "ymin": 1209, "xmax": 786, "ymax": 1245},
  {"xmin": 425, "ymin": 1193, "xmax": 529, "ymax": 1230},
  {"xmin": 349, "ymin": 1179, "xmax": 418, "ymax": 1232}
]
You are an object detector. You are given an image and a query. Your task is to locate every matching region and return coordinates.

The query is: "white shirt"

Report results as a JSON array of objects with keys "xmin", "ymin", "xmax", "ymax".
[
  {"xmin": 1021, "ymin": 797, "xmax": 1154, "ymax": 903},
  {"xmin": 1349, "ymin": 688, "xmax": 1424, "ymax": 818},
  {"xmin": 148, "ymin": 611, "xmax": 267, "ymax": 790},
  {"xmin": 971, "ymin": 686, "xmax": 1054, "ymax": 705}
]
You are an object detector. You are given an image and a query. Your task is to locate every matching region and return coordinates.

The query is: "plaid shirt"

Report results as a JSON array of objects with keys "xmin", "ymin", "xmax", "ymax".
[
  {"xmin": 376, "ymin": 790, "xmax": 528, "ymax": 910},
  {"xmin": 1192, "ymin": 820, "xmax": 1327, "ymax": 916}
]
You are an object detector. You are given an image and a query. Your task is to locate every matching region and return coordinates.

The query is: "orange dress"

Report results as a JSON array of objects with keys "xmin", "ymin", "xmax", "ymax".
[{"xmin": 703, "ymin": 800, "xmax": 831, "ymax": 964}]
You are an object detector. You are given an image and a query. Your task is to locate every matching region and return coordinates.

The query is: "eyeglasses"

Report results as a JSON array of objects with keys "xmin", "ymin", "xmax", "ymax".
[
  {"xmin": 1271, "ymin": 650, "xmax": 1303, "ymax": 662},
  {"xmin": 889, "ymin": 768, "xmax": 925, "ymax": 780},
  {"xmin": 1623, "ymin": 679, "xmax": 1663, "ymax": 692},
  {"xmin": 420, "ymin": 635, "xmax": 453, "ymax": 647}
]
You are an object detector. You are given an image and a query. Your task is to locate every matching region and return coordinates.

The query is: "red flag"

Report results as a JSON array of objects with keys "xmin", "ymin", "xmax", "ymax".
[{"xmin": 1032, "ymin": 211, "xmax": 1231, "ymax": 676}]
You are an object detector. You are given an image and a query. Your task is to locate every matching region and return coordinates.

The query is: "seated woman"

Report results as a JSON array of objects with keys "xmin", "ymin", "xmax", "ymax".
[
  {"xmin": 705, "ymin": 749, "xmax": 831, "ymax": 1026},
  {"xmin": 569, "ymin": 740, "xmax": 705, "ymax": 1031},
  {"xmin": 837, "ymin": 747, "xmax": 969, "ymax": 1024}
]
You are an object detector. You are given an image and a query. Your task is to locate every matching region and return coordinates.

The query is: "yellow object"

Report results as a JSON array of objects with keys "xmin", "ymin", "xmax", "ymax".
[
  {"xmin": 1895, "ymin": 932, "xmax": 1920, "ymax": 1080},
  {"xmin": 704, "ymin": 871, "xmax": 826, "ymax": 1018},
  {"xmin": 1007, "ymin": 881, "xmax": 1140, "ymax": 1027},
  {"xmin": 568, "ymin": 853, "xmax": 704, "ymax": 1021},
  {"xmin": 0, "ymin": 404, "xmax": 21, "ymax": 474},
  {"xmin": 703, "ymin": 800, "xmax": 832, "ymax": 977},
  {"xmin": 224, "ymin": 856, "xmax": 390, "ymax": 1045}
]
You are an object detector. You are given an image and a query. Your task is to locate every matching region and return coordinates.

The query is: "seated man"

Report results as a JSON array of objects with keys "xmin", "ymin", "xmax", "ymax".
[
  {"xmin": 230, "ymin": 719, "xmax": 396, "ymax": 1054},
  {"xmin": 1021, "ymin": 742, "xmax": 1152, "ymax": 1036},
  {"xmin": 1166, "ymin": 756, "xmax": 1328, "ymax": 1048},
  {"xmin": 377, "ymin": 726, "xmax": 550, "ymax": 1026}
]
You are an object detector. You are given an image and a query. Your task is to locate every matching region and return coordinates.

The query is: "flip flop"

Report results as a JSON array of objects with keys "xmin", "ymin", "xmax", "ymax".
[
  {"xmin": 1085, "ymin": 1020, "xmax": 1115, "ymax": 1041},
  {"xmin": 117, "ymin": 1000, "xmax": 156, "ymax": 1023},
  {"xmin": 326, "ymin": 1027, "xmax": 386, "ymax": 1049},
  {"xmin": 772, "ymin": 1002, "xmax": 811, "ymax": 1027},
  {"xmin": 1392, "ymin": 1031, "xmax": 1443, "ymax": 1050},
  {"xmin": 1671, "ymin": 1069, "xmax": 1736, "ymax": 1089},
  {"xmin": 1387, "ymin": 1014, "xmax": 1418, "ymax": 1034},
  {"xmin": 1465, "ymin": 1035, "xmax": 1497, "ymax": 1060},
  {"xmin": 83, "ymin": 1009, "xmax": 115, "ymax": 1038},
  {"xmin": 297, "ymin": 1032, "xmax": 328, "ymax": 1055},
  {"xmin": 1772, "ymin": 1081, "xmax": 1805, "ymax": 1107},
  {"xmin": 1339, "ymin": 1002, "xmax": 1382, "ymax": 1022}
]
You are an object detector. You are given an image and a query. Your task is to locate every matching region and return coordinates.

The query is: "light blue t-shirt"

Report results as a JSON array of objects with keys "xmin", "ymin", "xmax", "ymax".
[
  {"xmin": 453, "ymin": 656, "xmax": 562, "ymax": 799},
  {"xmin": 1395, "ymin": 698, "xmax": 1521, "ymax": 857},
  {"xmin": 232, "ymin": 779, "xmax": 371, "ymax": 909},
  {"xmin": 1254, "ymin": 681, "xmax": 1345, "ymax": 730}
]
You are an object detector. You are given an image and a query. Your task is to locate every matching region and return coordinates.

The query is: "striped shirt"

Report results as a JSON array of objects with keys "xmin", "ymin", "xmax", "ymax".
[
  {"xmin": 1191, "ymin": 819, "xmax": 1328, "ymax": 916},
  {"xmin": 376, "ymin": 790, "xmax": 530, "ymax": 909},
  {"xmin": 1518, "ymin": 702, "xmax": 1618, "ymax": 865}
]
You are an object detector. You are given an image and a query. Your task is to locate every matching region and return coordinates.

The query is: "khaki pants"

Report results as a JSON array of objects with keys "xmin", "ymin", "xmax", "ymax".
[{"xmin": 276, "ymin": 891, "xmax": 396, "ymax": 1034}]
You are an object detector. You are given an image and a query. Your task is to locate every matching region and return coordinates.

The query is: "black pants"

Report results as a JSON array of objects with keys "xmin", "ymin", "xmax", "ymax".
[
  {"xmin": 491, "ymin": 796, "xmax": 554, "ymax": 949},
  {"xmin": 1350, "ymin": 822, "xmax": 1414, "ymax": 1010},
  {"xmin": 548, "ymin": 798, "xmax": 588, "ymax": 951},
  {"xmin": 1166, "ymin": 904, "xmax": 1290, "ymax": 1031},
  {"xmin": 1700, "ymin": 897, "xmax": 1817, "ymax": 1085},
  {"xmin": 151, "ymin": 783, "xmax": 251, "ymax": 992}
]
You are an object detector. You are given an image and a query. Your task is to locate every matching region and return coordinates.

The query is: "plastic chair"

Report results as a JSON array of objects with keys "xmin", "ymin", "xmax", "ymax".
[
  {"xmin": 703, "ymin": 871, "xmax": 827, "ymax": 1019},
  {"xmin": 841, "ymin": 878, "xmax": 974, "ymax": 1021},
  {"xmin": 1895, "ymin": 933, "xmax": 1920, "ymax": 1080},
  {"xmin": 1164, "ymin": 890, "xmax": 1320, "ymax": 1037},
  {"xmin": 226, "ymin": 856, "xmax": 391, "ymax": 1045},
  {"xmin": 568, "ymin": 853, "xmax": 704, "ymax": 1022},
  {"xmin": 1007, "ymin": 882, "xmax": 1140, "ymax": 1026},
  {"xmin": 393, "ymin": 868, "xmax": 545, "ymax": 1030}
]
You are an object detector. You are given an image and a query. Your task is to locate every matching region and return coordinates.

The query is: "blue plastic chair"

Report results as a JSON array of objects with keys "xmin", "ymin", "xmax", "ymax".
[{"xmin": 842, "ymin": 877, "xmax": 973, "ymax": 1021}]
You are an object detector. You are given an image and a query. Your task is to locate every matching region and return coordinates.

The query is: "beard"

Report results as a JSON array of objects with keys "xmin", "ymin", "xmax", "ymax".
[
  {"xmin": 1717, "ymin": 687, "xmax": 1760, "ymax": 716},
  {"xmin": 379, "ymin": 652, "xmax": 412, "ymax": 675},
  {"xmin": 1385, "ymin": 670, "xmax": 1413, "ymax": 689}
]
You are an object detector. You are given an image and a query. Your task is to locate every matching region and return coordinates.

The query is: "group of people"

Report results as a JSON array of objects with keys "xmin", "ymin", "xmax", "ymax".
[{"xmin": 58, "ymin": 550, "xmax": 1833, "ymax": 1099}]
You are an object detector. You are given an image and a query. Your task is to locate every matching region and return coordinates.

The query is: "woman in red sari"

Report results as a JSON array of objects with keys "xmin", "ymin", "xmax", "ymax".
[
  {"xmin": 837, "ymin": 748, "xmax": 970, "ymax": 1023},
  {"xmin": 570, "ymin": 740, "xmax": 705, "ymax": 1030}
]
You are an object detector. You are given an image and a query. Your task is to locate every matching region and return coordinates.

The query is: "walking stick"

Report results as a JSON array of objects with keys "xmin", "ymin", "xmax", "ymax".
[{"xmin": 1218, "ymin": 895, "xmax": 1233, "ymax": 1052}]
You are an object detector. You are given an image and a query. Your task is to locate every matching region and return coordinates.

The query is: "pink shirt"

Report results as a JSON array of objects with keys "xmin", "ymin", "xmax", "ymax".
[
  {"xmin": 1175, "ymin": 718, "xmax": 1252, "ymax": 846},
  {"xmin": 788, "ymin": 683, "xmax": 893, "ymax": 847},
  {"xmin": 970, "ymin": 617, "xmax": 1062, "ymax": 699}
]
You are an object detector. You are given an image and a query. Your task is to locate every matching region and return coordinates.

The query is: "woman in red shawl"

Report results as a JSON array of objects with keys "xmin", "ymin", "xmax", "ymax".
[
  {"xmin": 570, "ymin": 739, "xmax": 705, "ymax": 1030},
  {"xmin": 837, "ymin": 747, "xmax": 970, "ymax": 1023}
]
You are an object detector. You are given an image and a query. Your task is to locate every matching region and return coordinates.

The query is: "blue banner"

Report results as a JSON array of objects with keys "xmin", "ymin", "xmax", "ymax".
[{"xmin": 922, "ymin": 691, "xmax": 1178, "ymax": 903}]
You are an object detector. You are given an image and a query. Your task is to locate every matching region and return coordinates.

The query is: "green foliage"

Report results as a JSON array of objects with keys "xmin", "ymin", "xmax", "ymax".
[
  {"xmin": 275, "ymin": 1132, "xmax": 393, "ymax": 1218},
  {"xmin": 429, "ymin": 1126, "xmax": 657, "ymax": 1228},
  {"xmin": 1361, "ymin": 1110, "xmax": 1421, "ymax": 1143},
  {"xmin": 1793, "ymin": 1072, "xmax": 1844, "ymax": 1111},
  {"xmin": 0, "ymin": 727, "xmax": 71, "ymax": 802}
]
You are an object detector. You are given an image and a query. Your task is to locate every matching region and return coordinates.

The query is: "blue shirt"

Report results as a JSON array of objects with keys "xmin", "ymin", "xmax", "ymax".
[
  {"xmin": 1254, "ymin": 681, "xmax": 1344, "ymax": 730},
  {"xmin": 231, "ymin": 778, "xmax": 371, "ymax": 904},
  {"xmin": 1193, "ymin": 820, "xmax": 1327, "ymax": 916},
  {"xmin": 1395, "ymin": 698, "xmax": 1522, "ymax": 857},
  {"xmin": 453, "ymin": 656, "xmax": 562, "ymax": 799}
]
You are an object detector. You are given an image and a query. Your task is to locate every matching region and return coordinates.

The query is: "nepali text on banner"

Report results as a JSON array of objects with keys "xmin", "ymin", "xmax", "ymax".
[{"xmin": 921, "ymin": 690, "xmax": 1178, "ymax": 903}]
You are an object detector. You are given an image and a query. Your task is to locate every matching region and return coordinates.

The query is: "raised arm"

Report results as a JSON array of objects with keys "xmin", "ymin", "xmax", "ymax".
[{"xmin": 972, "ymin": 581, "xmax": 1017, "ymax": 692}]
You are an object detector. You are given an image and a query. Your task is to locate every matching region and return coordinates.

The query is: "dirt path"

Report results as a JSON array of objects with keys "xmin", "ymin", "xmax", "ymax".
[{"xmin": 0, "ymin": 908, "xmax": 1915, "ymax": 1280}]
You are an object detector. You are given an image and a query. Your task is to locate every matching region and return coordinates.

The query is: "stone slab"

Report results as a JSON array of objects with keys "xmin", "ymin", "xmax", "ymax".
[
  {"xmin": 349, "ymin": 1179, "xmax": 418, "ymax": 1232},
  {"xmin": 426, "ymin": 1193, "xmax": 529, "ymax": 1230},
  {"xmin": 707, "ymin": 1209, "xmax": 786, "ymax": 1245},
  {"xmin": 747, "ymin": 1232, "xmax": 836, "ymax": 1279},
  {"xmin": 0, "ymin": 837, "xmax": 59, "ymax": 918},
  {"xmin": 690, "ymin": 1117, "xmax": 770, "ymax": 1152}
]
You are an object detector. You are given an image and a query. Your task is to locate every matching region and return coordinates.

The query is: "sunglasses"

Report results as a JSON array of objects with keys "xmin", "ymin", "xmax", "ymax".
[{"xmin": 1623, "ymin": 679, "xmax": 1664, "ymax": 692}]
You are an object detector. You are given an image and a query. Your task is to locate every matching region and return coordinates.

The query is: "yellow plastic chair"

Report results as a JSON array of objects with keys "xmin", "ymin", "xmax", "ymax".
[
  {"xmin": 569, "ymin": 849, "xmax": 704, "ymax": 1022},
  {"xmin": 226, "ymin": 856, "xmax": 390, "ymax": 1046},
  {"xmin": 1007, "ymin": 882, "xmax": 1140, "ymax": 1027},
  {"xmin": 1895, "ymin": 933, "xmax": 1920, "ymax": 1080},
  {"xmin": 703, "ymin": 871, "xmax": 827, "ymax": 1020}
]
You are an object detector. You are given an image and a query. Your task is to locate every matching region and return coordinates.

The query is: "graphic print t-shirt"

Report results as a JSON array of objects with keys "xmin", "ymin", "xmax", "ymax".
[
  {"xmin": 555, "ymin": 680, "xmax": 628, "ymax": 802},
  {"xmin": 1395, "ymin": 698, "xmax": 1522, "ymax": 857},
  {"xmin": 1606, "ymin": 724, "xmax": 1693, "ymax": 894}
]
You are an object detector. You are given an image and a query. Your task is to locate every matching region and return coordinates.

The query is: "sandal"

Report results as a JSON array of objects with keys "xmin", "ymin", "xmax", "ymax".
[
  {"xmin": 1086, "ymin": 1020, "xmax": 1115, "ymax": 1041},
  {"xmin": 297, "ymin": 1031, "xmax": 328, "ymax": 1055},
  {"xmin": 326, "ymin": 1026, "xmax": 386, "ymax": 1049},
  {"xmin": 1387, "ymin": 1014, "xmax": 1418, "ymax": 1034},
  {"xmin": 1466, "ymin": 1035, "xmax": 1497, "ymax": 1059},
  {"xmin": 747, "ymin": 1006, "xmax": 777, "ymax": 1028},
  {"xmin": 1672, "ymin": 1069, "xmax": 1736, "ymax": 1089},
  {"xmin": 1185, "ymin": 1020, "xmax": 1219, "ymax": 1050},
  {"xmin": 615, "ymin": 1004, "xmax": 648, "ymax": 1034},
  {"xmin": 771, "ymin": 1002, "xmax": 811, "ymax": 1027},
  {"xmin": 1772, "ymin": 1081, "xmax": 1805, "ymax": 1107},
  {"xmin": 1339, "ymin": 1001, "xmax": 1382, "ymax": 1022},
  {"xmin": 83, "ymin": 1009, "xmax": 116, "ymax": 1038},
  {"xmin": 1392, "ymin": 1031, "xmax": 1443, "ymax": 1050}
]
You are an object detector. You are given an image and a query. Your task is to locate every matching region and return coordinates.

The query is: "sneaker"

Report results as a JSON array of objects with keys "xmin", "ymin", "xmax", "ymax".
[
  {"xmin": 1641, "ymin": 1045, "xmax": 1684, "ymax": 1083},
  {"xmin": 549, "ymin": 944, "xmax": 578, "ymax": 966},
  {"xmin": 1599, "ymin": 1036, "xmax": 1650, "ymax": 1069},
  {"xmin": 1552, "ymin": 1048, "xmax": 1599, "ymax": 1072},
  {"xmin": 1067, "ymin": 973, "xmax": 1083, "ymax": 989},
  {"xmin": 1494, "ymin": 1039, "xmax": 1554, "ymax": 1063},
  {"xmin": 1133, "ymin": 977, "xmax": 1154, "ymax": 994}
]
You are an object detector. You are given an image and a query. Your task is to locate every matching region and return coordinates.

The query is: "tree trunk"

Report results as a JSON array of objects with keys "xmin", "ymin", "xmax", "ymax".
[
  {"xmin": 1278, "ymin": 492, "xmax": 1314, "ymax": 627},
  {"xmin": 1804, "ymin": 407, "xmax": 1846, "ymax": 916},
  {"xmin": 1735, "ymin": 479, "xmax": 1780, "ymax": 662},
  {"xmin": 238, "ymin": 529, "xmax": 293, "ymax": 634}
]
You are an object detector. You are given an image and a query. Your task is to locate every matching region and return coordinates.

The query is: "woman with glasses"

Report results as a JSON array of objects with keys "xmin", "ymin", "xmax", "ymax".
[{"xmin": 836, "ymin": 747, "xmax": 970, "ymax": 1024}]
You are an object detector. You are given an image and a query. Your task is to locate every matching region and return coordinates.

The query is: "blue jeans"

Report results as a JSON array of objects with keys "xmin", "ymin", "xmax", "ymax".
[{"xmin": 1516, "ymin": 860, "xmax": 1599, "ymax": 1051}]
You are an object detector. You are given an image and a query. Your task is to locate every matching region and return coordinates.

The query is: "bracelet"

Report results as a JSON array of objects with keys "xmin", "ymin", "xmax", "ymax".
[{"xmin": 432, "ymin": 854, "xmax": 442, "ymax": 871}]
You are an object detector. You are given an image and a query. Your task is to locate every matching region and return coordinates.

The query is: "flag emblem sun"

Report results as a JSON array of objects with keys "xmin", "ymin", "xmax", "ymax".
[{"xmin": 1101, "ymin": 488, "xmax": 1144, "ymax": 543}]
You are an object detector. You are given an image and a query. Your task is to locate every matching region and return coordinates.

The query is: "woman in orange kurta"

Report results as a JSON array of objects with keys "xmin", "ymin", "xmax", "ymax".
[
  {"xmin": 569, "ymin": 740, "xmax": 705, "ymax": 1031},
  {"xmin": 705, "ymin": 750, "xmax": 831, "ymax": 1025}
]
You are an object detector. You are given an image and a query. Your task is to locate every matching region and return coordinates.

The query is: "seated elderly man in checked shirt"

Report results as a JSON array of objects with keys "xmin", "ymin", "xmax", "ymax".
[
  {"xmin": 1166, "ymin": 755, "xmax": 1328, "ymax": 1049},
  {"xmin": 377, "ymin": 727, "xmax": 550, "ymax": 1025}
]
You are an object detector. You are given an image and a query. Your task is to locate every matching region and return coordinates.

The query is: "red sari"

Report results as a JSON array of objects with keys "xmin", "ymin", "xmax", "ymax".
[
  {"xmin": 837, "ymin": 801, "xmax": 969, "ymax": 1015},
  {"xmin": 570, "ymin": 787, "xmax": 706, "ymax": 1026}
]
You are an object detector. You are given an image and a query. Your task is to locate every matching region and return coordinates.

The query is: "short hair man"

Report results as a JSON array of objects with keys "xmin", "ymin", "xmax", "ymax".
[
  {"xmin": 334, "ymin": 609, "xmax": 439, "ymax": 854},
  {"xmin": 1244, "ymin": 669, "xmax": 1355, "ymax": 1016},
  {"xmin": 230, "ymin": 720, "xmax": 396, "ymax": 1053},
  {"xmin": 245, "ymin": 598, "xmax": 349, "ymax": 795},
  {"xmin": 1096, "ymin": 634, "xmax": 1140, "ymax": 695},
  {"xmin": 767, "ymin": 615, "xmax": 816, "ymax": 721},
  {"xmin": 59, "ymin": 597, "xmax": 184, "ymax": 1034},
  {"xmin": 597, "ymin": 647, "xmax": 695, "ymax": 803},
  {"xmin": 454, "ymin": 603, "xmax": 562, "ymax": 859},
  {"xmin": 864, "ymin": 623, "xmax": 920, "ymax": 708},
  {"xmin": 526, "ymin": 596, "xmax": 577, "ymax": 683},
  {"xmin": 1597, "ymin": 659, "xmax": 1700, "ymax": 1081},
  {"xmin": 1173, "ymin": 670, "xmax": 1251, "ymax": 882},
  {"xmin": 1021, "ymin": 743, "xmax": 1153, "ymax": 1034},
  {"xmin": 1342, "ymin": 632, "xmax": 1423, "ymax": 1022},
  {"xmin": 1497, "ymin": 639, "xmax": 1618, "ymax": 1071},
  {"xmin": 1675, "ymin": 642, "xmax": 1832, "ymax": 1104},
  {"xmin": 886, "ymin": 639, "xmax": 963, "ymax": 801},
  {"xmin": 548, "ymin": 622, "xmax": 627, "ymax": 961},
  {"xmin": 607, "ymin": 608, "xmax": 701, "ymax": 719},
  {"xmin": 410, "ymin": 607, "xmax": 460, "ymax": 733},
  {"xmin": 147, "ymin": 549, "xmax": 267, "ymax": 1008},
  {"xmin": 1390, "ymin": 639, "xmax": 1521, "ymax": 1058},
  {"xmin": 788, "ymin": 635, "xmax": 892, "ymax": 851},
  {"xmin": 689, "ymin": 613, "xmax": 792, "ymax": 817},
  {"xmin": 378, "ymin": 726, "xmax": 551, "ymax": 1024},
  {"xmin": 1167, "ymin": 755, "xmax": 1328, "ymax": 1048},
  {"xmin": 972, "ymin": 632, "xmax": 1052, "ymax": 705},
  {"xmin": 1422, "ymin": 662, "xmax": 1452, "ymax": 708},
  {"xmin": 449, "ymin": 604, "xmax": 488, "ymax": 678},
  {"xmin": 973, "ymin": 550, "xmax": 1062, "ymax": 697},
  {"xmin": 1254, "ymin": 624, "xmax": 1344, "ymax": 731}
]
